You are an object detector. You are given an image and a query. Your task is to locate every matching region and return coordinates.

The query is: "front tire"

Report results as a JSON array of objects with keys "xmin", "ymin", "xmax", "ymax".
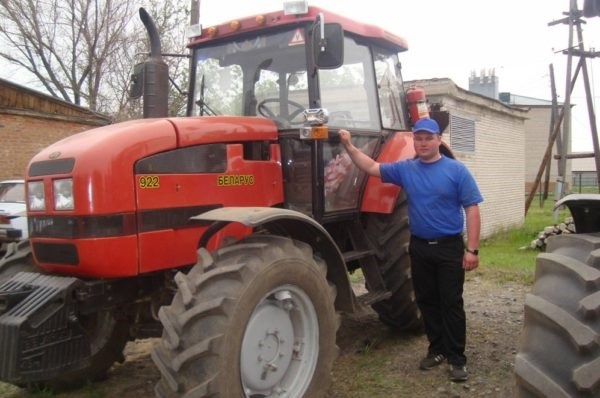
[
  {"xmin": 41, "ymin": 310, "xmax": 131, "ymax": 390},
  {"xmin": 515, "ymin": 233, "xmax": 600, "ymax": 397},
  {"xmin": 153, "ymin": 234, "xmax": 339, "ymax": 397}
]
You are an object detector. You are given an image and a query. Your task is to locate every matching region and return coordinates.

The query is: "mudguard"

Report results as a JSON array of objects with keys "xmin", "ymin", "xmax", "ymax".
[
  {"xmin": 192, "ymin": 206, "xmax": 355, "ymax": 312},
  {"xmin": 554, "ymin": 193, "xmax": 600, "ymax": 233}
]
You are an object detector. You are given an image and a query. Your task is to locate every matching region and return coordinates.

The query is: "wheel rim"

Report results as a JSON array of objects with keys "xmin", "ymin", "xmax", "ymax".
[{"xmin": 240, "ymin": 284, "xmax": 319, "ymax": 397}]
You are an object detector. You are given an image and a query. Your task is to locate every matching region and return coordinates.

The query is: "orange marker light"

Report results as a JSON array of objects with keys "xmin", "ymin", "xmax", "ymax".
[
  {"xmin": 207, "ymin": 26, "xmax": 218, "ymax": 37},
  {"xmin": 311, "ymin": 125, "xmax": 328, "ymax": 140},
  {"xmin": 255, "ymin": 15, "xmax": 266, "ymax": 26},
  {"xmin": 229, "ymin": 20, "xmax": 241, "ymax": 31}
]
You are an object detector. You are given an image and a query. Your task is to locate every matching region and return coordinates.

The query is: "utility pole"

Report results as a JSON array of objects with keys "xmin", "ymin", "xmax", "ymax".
[
  {"xmin": 543, "ymin": 64, "xmax": 560, "ymax": 201},
  {"xmin": 557, "ymin": 0, "xmax": 578, "ymax": 202},
  {"xmin": 574, "ymin": 19, "xmax": 600, "ymax": 192}
]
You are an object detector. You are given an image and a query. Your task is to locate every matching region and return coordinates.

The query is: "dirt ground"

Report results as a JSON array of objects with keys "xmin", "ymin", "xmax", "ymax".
[{"xmin": 1, "ymin": 272, "xmax": 527, "ymax": 398}]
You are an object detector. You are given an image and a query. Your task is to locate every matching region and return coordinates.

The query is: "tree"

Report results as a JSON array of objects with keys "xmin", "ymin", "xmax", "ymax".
[{"xmin": 0, "ymin": 0, "xmax": 189, "ymax": 117}]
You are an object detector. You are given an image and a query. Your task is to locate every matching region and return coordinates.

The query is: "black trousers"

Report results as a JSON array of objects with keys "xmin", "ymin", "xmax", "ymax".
[{"xmin": 409, "ymin": 235, "xmax": 466, "ymax": 366}]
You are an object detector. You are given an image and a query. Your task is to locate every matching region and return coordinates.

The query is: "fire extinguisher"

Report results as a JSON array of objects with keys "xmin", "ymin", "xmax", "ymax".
[{"xmin": 406, "ymin": 85, "xmax": 430, "ymax": 125}]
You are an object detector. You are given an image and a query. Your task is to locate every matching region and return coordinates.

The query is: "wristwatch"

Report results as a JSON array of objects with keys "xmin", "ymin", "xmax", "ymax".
[{"xmin": 465, "ymin": 248, "xmax": 479, "ymax": 255}]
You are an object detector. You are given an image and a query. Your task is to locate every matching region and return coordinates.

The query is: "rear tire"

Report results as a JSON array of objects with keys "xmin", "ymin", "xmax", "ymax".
[
  {"xmin": 515, "ymin": 233, "xmax": 600, "ymax": 397},
  {"xmin": 152, "ymin": 235, "xmax": 339, "ymax": 397},
  {"xmin": 364, "ymin": 194, "xmax": 423, "ymax": 332}
]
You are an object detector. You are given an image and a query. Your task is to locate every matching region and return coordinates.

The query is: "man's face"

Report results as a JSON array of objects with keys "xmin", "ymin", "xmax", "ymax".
[{"xmin": 413, "ymin": 132, "xmax": 441, "ymax": 162}]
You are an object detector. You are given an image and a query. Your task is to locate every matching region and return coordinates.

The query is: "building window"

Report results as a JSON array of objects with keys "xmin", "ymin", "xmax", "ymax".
[{"xmin": 450, "ymin": 115, "xmax": 475, "ymax": 153}]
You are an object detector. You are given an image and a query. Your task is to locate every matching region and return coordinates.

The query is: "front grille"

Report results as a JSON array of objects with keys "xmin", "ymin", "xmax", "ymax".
[{"xmin": 28, "ymin": 158, "xmax": 75, "ymax": 176}]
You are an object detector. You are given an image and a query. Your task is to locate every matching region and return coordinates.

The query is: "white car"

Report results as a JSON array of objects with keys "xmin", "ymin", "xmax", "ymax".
[{"xmin": 0, "ymin": 180, "xmax": 27, "ymax": 253}]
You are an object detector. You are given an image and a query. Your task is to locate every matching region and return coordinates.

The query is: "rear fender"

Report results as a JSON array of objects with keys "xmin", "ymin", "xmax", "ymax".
[
  {"xmin": 192, "ymin": 207, "xmax": 354, "ymax": 312},
  {"xmin": 554, "ymin": 194, "xmax": 600, "ymax": 234}
]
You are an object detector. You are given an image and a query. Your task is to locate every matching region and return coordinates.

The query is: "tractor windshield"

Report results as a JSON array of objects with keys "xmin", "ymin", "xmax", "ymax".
[{"xmin": 191, "ymin": 28, "xmax": 309, "ymax": 128}]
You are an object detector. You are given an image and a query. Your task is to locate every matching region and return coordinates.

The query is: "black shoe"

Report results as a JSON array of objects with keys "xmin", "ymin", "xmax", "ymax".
[
  {"xmin": 449, "ymin": 364, "xmax": 468, "ymax": 382},
  {"xmin": 419, "ymin": 354, "xmax": 446, "ymax": 370}
]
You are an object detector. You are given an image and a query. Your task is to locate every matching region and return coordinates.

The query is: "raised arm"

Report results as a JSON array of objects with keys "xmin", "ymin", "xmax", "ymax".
[{"xmin": 338, "ymin": 129, "xmax": 381, "ymax": 177}]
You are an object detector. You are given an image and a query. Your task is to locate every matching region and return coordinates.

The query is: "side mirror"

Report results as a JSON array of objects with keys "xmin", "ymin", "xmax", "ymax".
[
  {"xmin": 313, "ymin": 22, "xmax": 344, "ymax": 69},
  {"xmin": 129, "ymin": 63, "xmax": 145, "ymax": 99}
]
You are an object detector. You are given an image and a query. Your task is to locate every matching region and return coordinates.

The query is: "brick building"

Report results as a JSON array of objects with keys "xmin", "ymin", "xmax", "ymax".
[
  {"xmin": 409, "ymin": 78, "xmax": 528, "ymax": 238},
  {"xmin": 0, "ymin": 78, "xmax": 111, "ymax": 180}
]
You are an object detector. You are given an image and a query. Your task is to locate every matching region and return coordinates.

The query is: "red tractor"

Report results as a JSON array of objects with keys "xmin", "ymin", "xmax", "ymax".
[{"xmin": 0, "ymin": 4, "xmax": 448, "ymax": 396}]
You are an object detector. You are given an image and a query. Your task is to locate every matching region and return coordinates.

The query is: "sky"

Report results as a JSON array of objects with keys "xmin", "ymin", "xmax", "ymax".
[
  {"xmin": 2, "ymin": 0, "xmax": 598, "ymax": 151},
  {"xmin": 196, "ymin": 0, "xmax": 600, "ymax": 152}
]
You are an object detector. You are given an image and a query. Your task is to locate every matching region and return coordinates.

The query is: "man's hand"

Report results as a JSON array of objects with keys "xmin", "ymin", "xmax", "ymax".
[
  {"xmin": 337, "ymin": 128, "xmax": 381, "ymax": 177},
  {"xmin": 338, "ymin": 129, "xmax": 351, "ymax": 147},
  {"xmin": 463, "ymin": 252, "xmax": 479, "ymax": 271}
]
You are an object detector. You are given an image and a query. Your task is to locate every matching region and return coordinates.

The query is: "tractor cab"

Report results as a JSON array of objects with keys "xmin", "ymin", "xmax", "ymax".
[{"xmin": 186, "ymin": 6, "xmax": 412, "ymax": 220}]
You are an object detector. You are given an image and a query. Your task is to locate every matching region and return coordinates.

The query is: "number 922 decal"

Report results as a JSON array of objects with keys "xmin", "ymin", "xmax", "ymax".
[{"xmin": 139, "ymin": 175, "xmax": 160, "ymax": 189}]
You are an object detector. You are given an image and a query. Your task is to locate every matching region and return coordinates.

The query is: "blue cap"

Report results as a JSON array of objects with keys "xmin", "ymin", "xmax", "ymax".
[{"xmin": 412, "ymin": 118, "xmax": 440, "ymax": 134}]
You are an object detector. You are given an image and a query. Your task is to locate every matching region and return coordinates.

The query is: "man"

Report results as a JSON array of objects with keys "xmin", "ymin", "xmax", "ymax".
[{"xmin": 338, "ymin": 118, "xmax": 482, "ymax": 382}]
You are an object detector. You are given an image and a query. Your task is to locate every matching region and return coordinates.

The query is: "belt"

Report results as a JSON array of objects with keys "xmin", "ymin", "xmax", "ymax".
[{"xmin": 411, "ymin": 234, "xmax": 463, "ymax": 245}]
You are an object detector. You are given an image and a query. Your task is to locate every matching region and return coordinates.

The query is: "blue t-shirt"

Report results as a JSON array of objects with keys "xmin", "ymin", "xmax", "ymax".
[{"xmin": 379, "ymin": 155, "xmax": 483, "ymax": 239}]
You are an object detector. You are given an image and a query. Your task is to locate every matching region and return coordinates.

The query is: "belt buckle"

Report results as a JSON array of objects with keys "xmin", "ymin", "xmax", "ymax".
[{"xmin": 428, "ymin": 240, "xmax": 438, "ymax": 245}]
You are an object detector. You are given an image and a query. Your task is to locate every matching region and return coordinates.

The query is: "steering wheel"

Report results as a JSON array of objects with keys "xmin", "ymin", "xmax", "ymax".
[{"xmin": 257, "ymin": 98, "xmax": 306, "ymax": 126}]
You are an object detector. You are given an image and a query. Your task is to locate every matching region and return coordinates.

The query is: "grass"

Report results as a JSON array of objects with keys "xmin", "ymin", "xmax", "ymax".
[{"xmin": 478, "ymin": 196, "xmax": 570, "ymax": 284}]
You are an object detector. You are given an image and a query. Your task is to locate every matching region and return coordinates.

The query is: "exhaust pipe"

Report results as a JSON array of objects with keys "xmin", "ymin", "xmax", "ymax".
[{"xmin": 134, "ymin": 7, "xmax": 169, "ymax": 118}]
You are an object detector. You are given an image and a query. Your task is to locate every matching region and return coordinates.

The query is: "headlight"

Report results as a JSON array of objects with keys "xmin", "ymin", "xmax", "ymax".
[
  {"xmin": 283, "ymin": 0, "xmax": 308, "ymax": 15},
  {"xmin": 53, "ymin": 178, "xmax": 74, "ymax": 211},
  {"xmin": 28, "ymin": 181, "xmax": 46, "ymax": 211}
]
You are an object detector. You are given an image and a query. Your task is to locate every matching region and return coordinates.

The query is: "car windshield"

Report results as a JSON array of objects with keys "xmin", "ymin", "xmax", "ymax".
[
  {"xmin": 0, "ymin": 182, "xmax": 25, "ymax": 203},
  {"xmin": 191, "ymin": 28, "xmax": 309, "ymax": 127}
]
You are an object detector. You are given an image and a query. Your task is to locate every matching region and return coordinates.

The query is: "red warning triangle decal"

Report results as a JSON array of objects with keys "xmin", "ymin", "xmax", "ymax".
[{"xmin": 289, "ymin": 28, "xmax": 305, "ymax": 46}]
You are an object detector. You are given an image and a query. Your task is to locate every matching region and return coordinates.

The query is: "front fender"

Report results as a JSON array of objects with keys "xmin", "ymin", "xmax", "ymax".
[{"xmin": 192, "ymin": 207, "xmax": 354, "ymax": 312}]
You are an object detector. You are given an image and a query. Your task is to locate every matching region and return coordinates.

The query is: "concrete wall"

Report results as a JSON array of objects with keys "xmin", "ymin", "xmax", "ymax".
[{"xmin": 410, "ymin": 78, "xmax": 528, "ymax": 238}]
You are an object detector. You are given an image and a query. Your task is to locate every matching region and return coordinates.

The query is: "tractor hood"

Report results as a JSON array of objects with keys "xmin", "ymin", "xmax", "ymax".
[{"xmin": 27, "ymin": 116, "xmax": 278, "ymax": 215}]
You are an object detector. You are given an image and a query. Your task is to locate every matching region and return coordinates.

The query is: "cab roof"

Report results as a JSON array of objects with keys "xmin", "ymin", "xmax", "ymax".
[{"xmin": 189, "ymin": 6, "xmax": 408, "ymax": 53}]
